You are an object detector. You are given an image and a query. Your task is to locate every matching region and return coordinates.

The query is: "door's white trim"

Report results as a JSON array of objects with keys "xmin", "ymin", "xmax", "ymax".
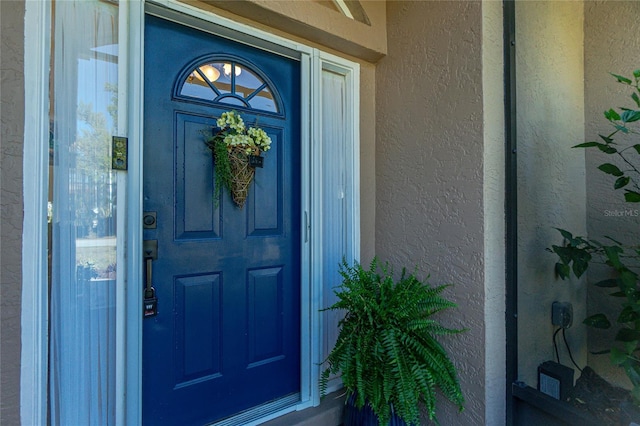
[
  {"xmin": 148, "ymin": 0, "xmax": 313, "ymax": 57},
  {"xmin": 21, "ymin": 1, "xmax": 51, "ymax": 424},
  {"xmin": 299, "ymin": 49, "xmax": 313, "ymax": 408},
  {"xmin": 125, "ymin": 1, "xmax": 146, "ymax": 425}
]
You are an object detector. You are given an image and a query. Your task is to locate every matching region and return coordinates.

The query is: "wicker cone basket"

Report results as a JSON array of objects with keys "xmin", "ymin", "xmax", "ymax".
[{"xmin": 228, "ymin": 146, "xmax": 259, "ymax": 208}]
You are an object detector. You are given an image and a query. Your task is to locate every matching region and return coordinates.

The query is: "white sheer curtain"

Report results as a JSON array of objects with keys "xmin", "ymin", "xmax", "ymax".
[
  {"xmin": 321, "ymin": 70, "xmax": 350, "ymax": 360},
  {"xmin": 49, "ymin": 1, "xmax": 119, "ymax": 425}
]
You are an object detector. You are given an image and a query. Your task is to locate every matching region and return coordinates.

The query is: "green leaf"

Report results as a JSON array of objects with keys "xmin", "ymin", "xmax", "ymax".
[
  {"xmin": 618, "ymin": 306, "xmax": 640, "ymax": 323},
  {"xmin": 615, "ymin": 176, "xmax": 631, "ymax": 189},
  {"xmin": 633, "ymin": 92, "xmax": 640, "ymax": 108},
  {"xmin": 594, "ymin": 278, "xmax": 618, "ymax": 288},
  {"xmin": 604, "ymin": 245, "xmax": 624, "ymax": 269},
  {"xmin": 616, "ymin": 328, "xmax": 640, "ymax": 342},
  {"xmin": 555, "ymin": 228, "xmax": 574, "ymax": 242},
  {"xmin": 599, "ymin": 134, "xmax": 614, "ymax": 144},
  {"xmin": 633, "ymin": 144, "xmax": 640, "ymax": 155},
  {"xmin": 624, "ymin": 341, "xmax": 638, "ymax": 354},
  {"xmin": 611, "ymin": 73, "xmax": 633, "ymax": 84},
  {"xmin": 611, "ymin": 347, "xmax": 628, "ymax": 365},
  {"xmin": 615, "ymin": 124, "xmax": 630, "ymax": 133},
  {"xmin": 552, "ymin": 245, "xmax": 573, "ymax": 264},
  {"xmin": 583, "ymin": 313, "xmax": 611, "ymax": 329},
  {"xmin": 621, "ymin": 271, "xmax": 639, "ymax": 292},
  {"xmin": 555, "ymin": 262, "xmax": 570, "ymax": 280},
  {"xmin": 621, "ymin": 110, "xmax": 640, "ymax": 123},
  {"xmin": 598, "ymin": 163, "xmax": 624, "ymax": 176},
  {"xmin": 605, "ymin": 108, "xmax": 622, "ymax": 121},
  {"xmin": 625, "ymin": 191, "xmax": 640, "ymax": 203},
  {"xmin": 573, "ymin": 142, "xmax": 617, "ymax": 154},
  {"xmin": 611, "ymin": 291, "xmax": 627, "ymax": 297},
  {"xmin": 572, "ymin": 255, "xmax": 590, "ymax": 278},
  {"xmin": 598, "ymin": 144, "xmax": 618, "ymax": 154},
  {"xmin": 604, "ymin": 235, "xmax": 623, "ymax": 245},
  {"xmin": 573, "ymin": 142, "xmax": 600, "ymax": 148},
  {"xmin": 634, "ymin": 69, "xmax": 640, "ymax": 79}
]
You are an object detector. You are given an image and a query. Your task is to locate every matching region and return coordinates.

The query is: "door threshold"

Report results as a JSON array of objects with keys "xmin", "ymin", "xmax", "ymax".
[
  {"xmin": 207, "ymin": 393, "xmax": 300, "ymax": 426},
  {"xmin": 261, "ymin": 390, "xmax": 345, "ymax": 426}
]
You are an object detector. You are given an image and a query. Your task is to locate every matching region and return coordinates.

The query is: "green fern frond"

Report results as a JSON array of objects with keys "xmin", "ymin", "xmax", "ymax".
[{"xmin": 320, "ymin": 257, "xmax": 466, "ymax": 425}]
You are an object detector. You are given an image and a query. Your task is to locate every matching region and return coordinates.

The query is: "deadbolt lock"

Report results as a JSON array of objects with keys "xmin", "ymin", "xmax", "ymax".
[{"xmin": 143, "ymin": 211, "xmax": 157, "ymax": 229}]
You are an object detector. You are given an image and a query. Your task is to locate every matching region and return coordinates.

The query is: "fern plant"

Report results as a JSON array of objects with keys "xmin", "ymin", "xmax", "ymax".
[{"xmin": 320, "ymin": 258, "xmax": 465, "ymax": 425}]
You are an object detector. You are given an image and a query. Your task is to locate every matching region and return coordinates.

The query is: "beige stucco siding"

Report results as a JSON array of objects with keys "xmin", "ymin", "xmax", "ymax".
[
  {"xmin": 584, "ymin": 0, "xmax": 640, "ymax": 388},
  {"xmin": 376, "ymin": 1, "xmax": 486, "ymax": 424},
  {"xmin": 516, "ymin": 0, "xmax": 588, "ymax": 386},
  {"xmin": 1, "ymin": 0, "xmax": 25, "ymax": 424}
]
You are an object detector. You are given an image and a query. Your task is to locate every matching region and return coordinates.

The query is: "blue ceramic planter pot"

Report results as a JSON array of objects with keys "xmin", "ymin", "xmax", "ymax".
[{"xmin": 343, "ymin": 393, "xmax": 408, "ymax": 426}]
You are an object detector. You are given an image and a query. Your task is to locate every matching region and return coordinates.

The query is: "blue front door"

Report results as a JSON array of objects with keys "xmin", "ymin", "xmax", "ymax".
[{"xmin": 142, "ymin": 14, "xmax": 301, "ymax": 425}]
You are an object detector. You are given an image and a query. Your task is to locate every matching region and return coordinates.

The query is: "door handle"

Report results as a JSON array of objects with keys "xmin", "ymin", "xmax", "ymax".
[{"xmin": 143, "ymin": 240, "xmax": 158, "ymax": 317}]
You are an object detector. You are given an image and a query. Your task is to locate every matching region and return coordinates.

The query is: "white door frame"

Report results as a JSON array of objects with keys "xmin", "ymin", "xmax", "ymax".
[{"xmin": 21, "ymin": 1, "xmax": 360, "ymax": 424}]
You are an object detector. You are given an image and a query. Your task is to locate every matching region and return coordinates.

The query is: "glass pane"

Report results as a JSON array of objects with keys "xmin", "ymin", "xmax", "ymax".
[
  {"xmin": 321, "ymin": 70, "xmax": 348, "ymax": 378},
  {"xmin": 249, "ymin": 87, "xmax": 277, "ymax": 112},
  {"xmin": 219, "ymin": 96, "xmax": 246, "ymax": 107},
  {"xmin": 513, "ymin": 3, "xmax": 640, "ymax": 420},
  {"xmin": 49, "ymin": 1, "xmax": 119, "ymax": 424},
  {"xmin": 209, "ymin": 62, "xmax": 232, "ymax": 96},
  {"xmin": 179, "ymin": 61, "xmax": 278, "ymax": 112},
  {"xmin": 180, "ymin": 64, "xmax": 219, "ymax": 101},
  {"xmin": 181, "ymin": 72, "xmax": 216, "ymax": 101},
  {"xmin": 234, "ymin": 66, "xmax": 261, "ymax": 97}
]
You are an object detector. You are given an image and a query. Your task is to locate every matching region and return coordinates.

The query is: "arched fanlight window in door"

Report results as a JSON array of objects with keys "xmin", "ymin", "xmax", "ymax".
[{"xmin": 177, "ymin": 59, "xmax": 279, "ymax": 113}]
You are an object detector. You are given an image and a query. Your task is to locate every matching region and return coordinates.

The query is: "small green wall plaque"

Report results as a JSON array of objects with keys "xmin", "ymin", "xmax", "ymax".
[{"xmin": 112, "ymin": 136, "xmax": 128, "ymax": 170}]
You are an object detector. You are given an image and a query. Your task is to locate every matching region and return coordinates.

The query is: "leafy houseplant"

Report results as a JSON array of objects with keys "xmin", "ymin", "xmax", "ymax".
[
  {"xmin": 205, "ymin": 110, "xmax": 271, "ymax": 208},
  {"xmin": 320, "ymin": 258, "xmax": 465, "ymax": 425},
  {"xmin": 550, "ymin": 70, "xmax": 640, "ymax": 403}
]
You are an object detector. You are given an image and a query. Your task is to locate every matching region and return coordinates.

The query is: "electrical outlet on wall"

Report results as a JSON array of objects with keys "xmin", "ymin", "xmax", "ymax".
[{"xmin": 552, "ymin": 301, "xmax": 573, "ymax": 328}]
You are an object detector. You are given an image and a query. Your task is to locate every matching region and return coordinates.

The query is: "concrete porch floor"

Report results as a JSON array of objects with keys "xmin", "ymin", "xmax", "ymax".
[{"xmin": 261, "ymin": 390, "xmax": 346, "ymax": 426}]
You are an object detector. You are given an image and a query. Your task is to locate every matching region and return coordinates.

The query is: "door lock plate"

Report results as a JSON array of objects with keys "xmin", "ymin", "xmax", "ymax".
[{"xmin": 143, "ymin": 239, "xmax": 158, "ymax": 260}]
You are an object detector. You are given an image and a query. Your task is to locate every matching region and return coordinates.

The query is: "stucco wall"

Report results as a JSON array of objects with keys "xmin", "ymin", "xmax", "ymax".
[
  {"xmin": 1, "ymin": 0, "xmax": 25, "ymax": 424},
  {"xmin": 516, "ymin": 1, "xmax": 588, "ymax": 386},
  {"xmin": 584, "ymin": 0, "xmax": 640, "ymax": 387},
  {"xmin": 376, "ymin": 2, "xmax": 485, "ymax": 423}
]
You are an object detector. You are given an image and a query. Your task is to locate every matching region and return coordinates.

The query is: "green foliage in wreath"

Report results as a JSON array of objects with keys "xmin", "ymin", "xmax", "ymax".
[
  {"xmin": 204, "ymin": 110, "xmax": 272, "ymax": 206},
  {"xmin": 320, "ymin": 258, "xmax": 465, "ymax": 425},
  {"xmin": 207, "ymin": 137, "xmax": 233, "ymax": 206}
]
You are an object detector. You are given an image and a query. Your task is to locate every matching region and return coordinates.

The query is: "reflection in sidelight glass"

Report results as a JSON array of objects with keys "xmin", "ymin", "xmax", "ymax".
[{"xmin": 48, "ymin": 1, "xmax": 118, "ymax": 424}]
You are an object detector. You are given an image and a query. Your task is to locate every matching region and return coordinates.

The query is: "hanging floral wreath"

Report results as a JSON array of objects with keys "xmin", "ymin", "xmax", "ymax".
[{"xmin": 205, "ymin": 111, "xmax": 272, "ymax": 208}]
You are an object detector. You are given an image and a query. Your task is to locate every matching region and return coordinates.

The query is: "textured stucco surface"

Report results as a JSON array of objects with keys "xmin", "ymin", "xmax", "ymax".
[
  {"xmin": 584, "ymin": 0, "xmax": 640, "ymax": 387},
  {"xmin": 376, "ymin": 2, "xmax": 485, "ymax": 424},
  {"xmin": 516, "ymin": 1, "xmax": 588, "ymax": 386},
  {"xmin": 1, "ymin": 0, "xmax": 25, "ymax": 424},
  {"xmin": 359, "ymin": 62, "xmax": 376, "ymax": 264}
]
